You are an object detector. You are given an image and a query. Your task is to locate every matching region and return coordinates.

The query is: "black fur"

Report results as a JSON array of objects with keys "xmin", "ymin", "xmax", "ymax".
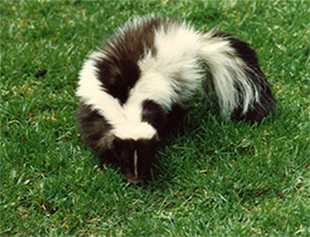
[
  {"xmin": 77, "ymin": 17, "xmax": 276, "ymax": 183},
  {"xmin": 94, "ymin": 18, "xmax": 172, "ymax": 104}
]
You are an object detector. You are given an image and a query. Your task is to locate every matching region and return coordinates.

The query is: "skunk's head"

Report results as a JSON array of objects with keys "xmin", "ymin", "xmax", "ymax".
[{"xmin": 109, "ymin": 122, "xmax": 159, "ymax": 184}]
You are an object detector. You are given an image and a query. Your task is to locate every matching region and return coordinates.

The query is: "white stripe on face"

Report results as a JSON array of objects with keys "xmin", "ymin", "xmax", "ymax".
[{"xmin": 134, "ymin": 150, "xmax": 138, "ymax": 178}]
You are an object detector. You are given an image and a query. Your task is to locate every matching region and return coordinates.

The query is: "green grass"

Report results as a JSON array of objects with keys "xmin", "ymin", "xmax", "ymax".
[{"xmin": 1, "ymin": 0, "xmax": 309, "ymax": 236}]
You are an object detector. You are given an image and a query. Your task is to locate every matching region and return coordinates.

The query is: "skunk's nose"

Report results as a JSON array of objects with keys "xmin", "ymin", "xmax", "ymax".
[
  {"xmin": 128, "ymin": 177, "xmax": 141, "ymax": 184},
  {"xmin": 126, "ymin": 172, "xmax": 142, "ymax": 184}
]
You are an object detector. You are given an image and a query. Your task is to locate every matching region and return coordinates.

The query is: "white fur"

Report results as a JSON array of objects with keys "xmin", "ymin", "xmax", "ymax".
[
  {"xmin": 112, "ymin": 122, "xmax": 157, "ymax": 140},
  {"xmin": 199, "ymin": 31, "xmax": 258, "ymax": 116},
  {"xmin": 134, "ymin": 20, "xmax": 259, "ymax": 116},
  {"xmin": 77, "ymin": 52, "xmax": 156, "ymax": 140},
  {"xmin": 136, "ymin": 22, "xmax": 203, "ymax": 111},
  {"xmin": 76, "ymin": 51, "xmax": 127, "ymax": 124},
  {"xmin": 77, "ymin": 17, "xmax": 261, "ymax": 141}
]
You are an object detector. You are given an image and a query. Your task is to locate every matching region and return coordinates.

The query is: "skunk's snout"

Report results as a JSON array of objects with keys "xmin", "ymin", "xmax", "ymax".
[{"xmin": 126, "ymin": 171, "xmax": 143, "ymax": 184}]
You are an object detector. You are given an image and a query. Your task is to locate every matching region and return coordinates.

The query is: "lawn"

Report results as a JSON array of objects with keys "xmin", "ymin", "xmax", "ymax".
[{"xmin": 1, "ymin": 0, "xmax": 309, "ymax": 236}]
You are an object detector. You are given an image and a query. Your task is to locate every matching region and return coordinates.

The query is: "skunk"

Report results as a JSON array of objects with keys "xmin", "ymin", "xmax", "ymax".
[{"xmin": 76, "ymin": 16, "xmax": 276, "ymax": 184}]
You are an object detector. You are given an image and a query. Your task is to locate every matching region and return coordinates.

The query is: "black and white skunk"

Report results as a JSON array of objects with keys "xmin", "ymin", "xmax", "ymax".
[{"xmin": 77, "ymin": 16, "xmax": 276, "ymax": 184}]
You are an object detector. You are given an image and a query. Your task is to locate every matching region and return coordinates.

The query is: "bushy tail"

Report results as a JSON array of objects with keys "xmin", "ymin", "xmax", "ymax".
[{"xmin": 199, "ymin": 30, "xmax": 276, "ymax": 123}]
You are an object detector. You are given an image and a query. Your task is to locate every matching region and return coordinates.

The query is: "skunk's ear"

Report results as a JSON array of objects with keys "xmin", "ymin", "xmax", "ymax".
[
  {"xmin": 137, "ymin": 134, "xmax": 159, "ymax": 151},
  {"xmin": 109, "ymin": 135, "xmax": 135, "ymax": 161},
  {"xmin": 104, "ymin": 133, "xmax": 118, "ymax": 151},
  {"xmin": 106, "ymin": 135, "xmax": 122, "ymax": 159},
  {"xmin": 151, "ymin": 133, "xmax": 159, "ymax": 144},
  {"xmin": 109, "ymin": 135, "xmax": 131, "ymax": 153}
]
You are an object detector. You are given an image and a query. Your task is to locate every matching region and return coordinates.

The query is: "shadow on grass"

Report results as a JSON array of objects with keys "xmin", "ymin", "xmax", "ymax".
[{"xmin": 86, "ymin": 98, "xmax": 277, "ymax": 190}]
